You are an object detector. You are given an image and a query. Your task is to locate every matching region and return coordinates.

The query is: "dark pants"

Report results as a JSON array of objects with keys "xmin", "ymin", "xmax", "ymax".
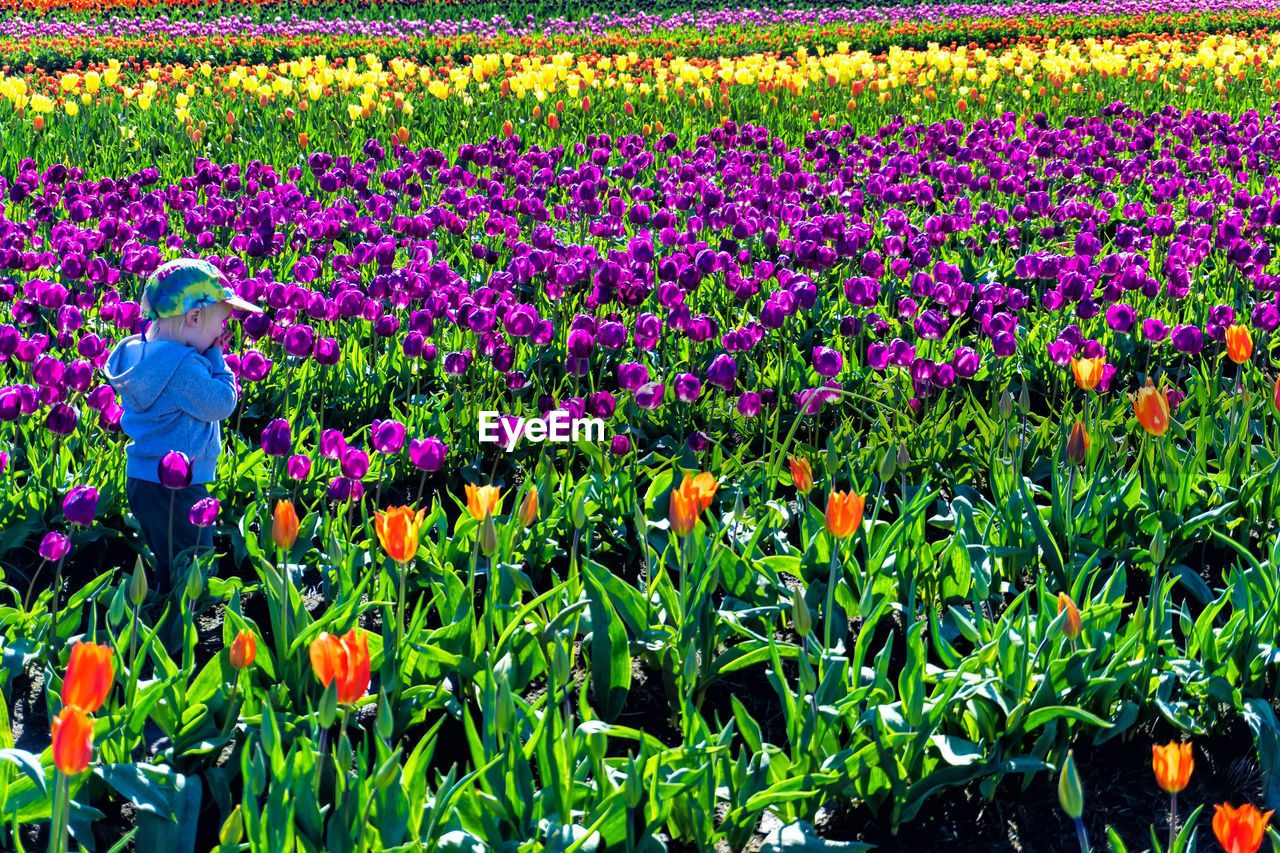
[{"xmin": 126, "ymin": 477, "xmax": 214, "ymax": 597}]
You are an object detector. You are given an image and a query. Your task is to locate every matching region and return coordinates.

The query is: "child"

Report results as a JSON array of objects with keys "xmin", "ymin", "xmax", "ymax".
[{"xmin": 105, "ymin": 258, "xmax": 263, "ymax": 597}]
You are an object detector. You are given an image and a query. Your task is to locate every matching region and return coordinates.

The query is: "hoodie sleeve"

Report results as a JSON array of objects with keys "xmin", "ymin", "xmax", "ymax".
[{"xmin": 168, "ymin": 347, "xmax": 238, "ymax": 422}]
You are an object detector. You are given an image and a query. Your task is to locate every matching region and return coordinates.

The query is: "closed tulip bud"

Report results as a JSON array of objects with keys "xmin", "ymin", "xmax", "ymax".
[
  {"xmin": 896, "ymin": 443, "xmax": 911, "ymax": 472},
  {"xmin": 624, "ymin": 757, "xmax": 643, "ymax": 808},
  {"xmin": 480, "ymin": 513, "xmax": 498, "ymax": 556},
  {"xmin": 1150, "ymin": 527, "xmax": 1166, "ymax": 566},
  {"xmin": 572, "ymin": 493, "xmax": 587, "ymax": 530},
  {"xmin": 1058, "ymin": 592, "xmax": 1082, "ymax": 639},
  {"xmin": 108, "ymin": 583, "xmax": 127, "ymax": 627},
  {"xmin": 219, "ymin": 805, "xmax": 244, "ymax": 847},
  {"xmin": 495, "ymin": 680, "xmax": 514, "ymax": 733},
  {"xmin": 581, "ymin": 726, "xmax": 607, "ymax": 764},
  {"xmin": 878, "ymin": 445, "xmax": 897, "ymax": 482},
  {"xmin": 552, "ymin": 643, "xmax": 571, "ymax": 685},
  {"xmin": 185, "ymin": 564, "xmax": 203, "ymax": 601},
  {"xmin": 788, "ymin": 456, "xmax": 813, "ymax": 495},
  {"xmin": 519, "ymin": 487, "xmax": 538, "ymax": 527},
  {"xmin": 790, "ymin": 588, "xmax": 811, "ymax": 637},
  {"xmin": 1058, "ymin": 750, "xmax": 1084, "ymax": 819},
  {"xmin": 374, "ymin": 747, "xmax": 403, "ymax": 789},
  {"xmin": 999, "ymin": 390, "xmax": 1014, "ymax": 419},
  {"xmin": 128, "ymin": 557, "xmax": 148, "ymax": 606},
  {"xmin": 1065, "ymin": 422, "xmax": 1089, "ymax": 466},
  {"xmin": 272, "ymin": 500, "xmax": 299, "ymax": 551},
  {"xmin": 1018, "ymin": 384, "xmax": 1030, "ymax": 413},
  {"xmin": 376, "ymin": 689, "xmax": 393, "ymax": 741},
  {"xmin": 317, "ymin": 679, "xmax": 338, "ymax": 728}
]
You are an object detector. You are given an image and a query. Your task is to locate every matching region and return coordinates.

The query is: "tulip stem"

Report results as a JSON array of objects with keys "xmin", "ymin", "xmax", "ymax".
[
  {"xmin": 1073, "ymin": 816, "xmax": 1091, "ymax": 853},
  {"xmin": 167, "ymin": 491, "xmax": 175, "ymax": 595},
  {"xmin": 48, "ymin": 769, "xmax": 69, "ymax": 853},
  {"xmin": 1169, "ymin": 792, "xmax": 1177, "ymax": 853},
  {"xmin": 823, "ymin": 541, "xmax": 840, "ymax": 655},
  {"xmin": 393, "ymin": 560, "xmax": 406, "ymax": 703}
]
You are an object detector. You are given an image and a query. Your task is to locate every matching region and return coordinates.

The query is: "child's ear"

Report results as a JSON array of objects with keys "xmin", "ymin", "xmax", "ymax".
[{"xmin": 187, "ymin": 307, "xmax": 202, "ymax": 328}]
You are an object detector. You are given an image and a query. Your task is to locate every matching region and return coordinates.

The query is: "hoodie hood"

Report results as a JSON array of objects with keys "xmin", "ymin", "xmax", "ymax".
[{"xmin": 104, "ymin": 335, "xmax": 194, "ymax": 411}]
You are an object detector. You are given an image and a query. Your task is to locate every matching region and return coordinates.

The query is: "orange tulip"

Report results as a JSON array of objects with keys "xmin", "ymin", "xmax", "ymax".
[
  {"xmin": 684, "ymin": 472, "xmax": 718, "ymax": 512},
  {"xmin": 33, "ymin": 115, "xmax": 44, "ymax": 132},
  {"xmin": 1213, "ymin": 803, "xmax": 1272, "ymax": 853},
  {"xmin": 1057, "ymin": 592, "xmax": 1082, "ymax": 639},
  {"xmin": 51, "ymin": 707, "xmax": 93, "ymax": 775},
  {"xmin": 1133, "ymin": 379, "xmax": 1171, "ymax": 436},
  {"xmin": 298, "ymin": 131, "xmax": 309, "ymax": 148},
  {"xmin": 501, "ymin": 119, "xmax": 513, "ymax": 138},
  {"xmin": 62, "ymin": 641, "xmax": 113, "ymax": 714},
  {"xmin": 789, "ymin": 456, "xmax": 813, "ymax": 495},
  {"xmin": 374, "ymin": 506, "xmax": 426, "ymax": 564},
  {"xmin": 1071, "ymin": 357, "xmax": 1106, "ymax": 391},
  {"xmin": 824, "ymin": 491, "xmax": 865, "ymax": 539},
  {"xmin": 518, "ymin": 487, "xmax": 539, "ymax": 527},
  {"xmin": 669, "ymin": 479, "xmax": 700, "ymax": 538},
  {"xmin": 465, "ymin": 484, "xmax": 503, "ymax": 520},
  {"xmin": 228, "ymin": 630, "xmax": 256, "ymax": 670},
  {"xmin": 309, "ymin": 629, "xmax": 371, "ymax": 706},
  {"xmin": 272, "ymin": 500, "xmax": 299, "ymax": 551},
  {"xmin": 1152, "ymin": 742, "xmax": 1193, "ymax": 794},
  {"xmin": 1226, "ymin": 324, "xmax": 1253, "ymax": 364},
  {"xmin": 547, "ymin": 113, "xmax": 559, "ymax": 130}
]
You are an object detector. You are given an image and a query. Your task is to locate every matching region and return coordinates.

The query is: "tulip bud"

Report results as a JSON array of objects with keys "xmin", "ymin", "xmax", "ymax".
[
  {"xmin": 572, "ymin": 495, "xmax": 587, "ymax": 530},
  {"xmin": 495, "ymin": 680, "xmax": 514, "ymax": 733},
  {"xmin": 1057, "ymin": 592, "xmax": 1082, "ymax": 640},
  {"xmin": 552, "ymin": 642, "xmax": 571, "ymax": 685},
  {"xmin": 1019, "ymin": 384, "xmax": 1030, "ymax": 413},
  {"xmin": 790, "ymin": 588, "xmax": 811, "ymax": 637},
  {"xmin": 624, "ymin": 756, "xmax": 643, "ymax": 808},
  {"xmin": 376, "ymin": 689, "xmax": 393, "ymax": 741},
  {"xmin": 108, "ymin": 580, "xmax": 127, "ymax": 627},
  {"xmin": 219, "ymin": 805, "xmax": 244, "ymax": 847},
  {"xmin": 580, "ymin": 725, "xmax": 607, "ymax": 764},
  {"xmin": 1058, "ymin": 750, "xmax": 1084, "ymax": 819},
  {"xmin": 999, "ymin": 390, "xmax": 1014, "ymax": 420},
  {"xmin": 896, "ymin": 443, "xmax": 910, "ymax": 472},
  {"xmin": 878, "ymin": 445, "xmax": 897, "ymax": 482},
  {"xmin": 337, "ymin": 732, "xmax": 354, "ymax": 771},
  {"xmin": 1150, "ymin": 527, "xmax": 1166, "ymax": 566},
  {"xmin": 374, "ymin": 747, "xmax": 403, "ymax": 789},
  {"xmin": 1064, "ymin": 422, "xmax": 1089, "ymax": 467},
  {"xmin": 250, "ymin": 745, "xmax": 267, "ymax": 796},
  {"xmin": 185, "ymin": 563, "xmax": 203, "ymax": 601},
  {"xmin": 519, "ymin": 487, "xmax": 538, "ymax": 527},
  {"xmin": 480, "ymin": 513, "xmax": 498, "ymax": 556},
  {"xmin": 318, "ymin": 679, "xmax": 338, "ymax": 728},
  {"xmin": 129, "ymin": 556, "xmax": 148, "ymax": 607}
]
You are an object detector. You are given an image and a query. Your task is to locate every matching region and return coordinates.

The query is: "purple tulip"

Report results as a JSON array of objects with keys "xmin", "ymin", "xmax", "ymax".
[
  {"xmin": 706, "ymin": 354, "xmax": 738, "ymax": 391},
  {"xmin": 283, "ymin": 324, "xmax": 316, "ymax": 357},
  {"xmin": 0, "ymin": 451, "xmax": 8, "ymax": 473},
  {"xmin": 618, "ymin": 362, "xmax": 649, "ymax": 391},
  {"xmin": 158, "ymin": 451, "xmax": 193, "ymax": 489},
  {"xmin": 952, "ymin": 346, "xmax": 980, "ymax": 378},
  {"xmin": 1170, "ymin": 324, "xmax": 1205, "ymax": 355},
  {"xmin": 328, "ymin": 476, "xmax": 364, "ymax": 503},
  {"xmin": 239, "ymin": 349, "xmax": 273, "ymax": 382},
  {"xmin": 39, "ymin": 531, "xmax": 69, "ymax": 562},
  {"xmin": 737, "ymin": 391, "xmax": 762, "ymax": 417},
  {"xmin": 409, "ymin": 437, "xmax": 448, "ymax": 471},
  {"xmin": 190, "ymin": 497, "xmax": 220, "ymax": 527},
  {"xmin": 1143, "ymin": 319, "xmax": 1169, "ymax": 343},
  {"xmin": 287, "ymin": 455, "xmax": 312, "ymax": 480},
  {"xmin": 812, "ymin": 346, "xmax": 843, "ymax": 378},
  {"xmin": 341, "ymin": 447, "xmax": 370, "ymax": 480},
  {"xmin": 261, "ymin": 418, "xmax": 292, "ymax": 458},
  {"xmin": 1106, "ymin": 303, "xmax": 1136, "ymax": 333},
  {"xmin": 372, "ymin": 419, "xmax": 406, "ymax": 454},
  {"xmin": 45, "ymin": 403, "xmax": 79, "ymax": 435},
  {"xmin": 634, "ymin": 382, "xmax": 665, "ymax": 411},
  {"xmin": 63, "ymin": 485, "xmax": 99, "ymax": 527},
  {"xmin": 673, "ymin": 373, "xmax": 701, "ymax": 403},
  {"xmin": 610, "ymin": 434, "xmax": 631, "ymax": 456},
  {"xmin": 320, "ymin": 429, "xmax": 347, "ymax": 460}
]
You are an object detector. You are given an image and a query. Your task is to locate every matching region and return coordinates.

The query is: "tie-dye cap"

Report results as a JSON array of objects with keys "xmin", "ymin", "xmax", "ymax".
[{"xmin": 142, "ymin": 258, "xmax": 263, "ymax": 320}]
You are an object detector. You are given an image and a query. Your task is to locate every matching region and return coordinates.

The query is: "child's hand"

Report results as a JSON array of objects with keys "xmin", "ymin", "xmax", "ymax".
[{"xmin": 210, "ymin": 329, "xmax": 234, "ymax": 352}]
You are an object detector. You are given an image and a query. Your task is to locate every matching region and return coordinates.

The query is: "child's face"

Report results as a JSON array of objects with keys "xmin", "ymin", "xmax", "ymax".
[{"xmin": 186, "ymin": 302, "xmax": 234, "ymax": 352}]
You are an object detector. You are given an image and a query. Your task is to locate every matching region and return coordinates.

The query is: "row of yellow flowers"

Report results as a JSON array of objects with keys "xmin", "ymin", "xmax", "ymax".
[{"xmin": 4, "ymin": 31, "xmax": 1280, "ymax": 123}]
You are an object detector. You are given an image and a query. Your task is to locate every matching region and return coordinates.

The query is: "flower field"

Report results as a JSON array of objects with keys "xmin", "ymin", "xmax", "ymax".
[{"xmin": 9, "ymin": 0, "xmax": 1280, "ymax": 850}]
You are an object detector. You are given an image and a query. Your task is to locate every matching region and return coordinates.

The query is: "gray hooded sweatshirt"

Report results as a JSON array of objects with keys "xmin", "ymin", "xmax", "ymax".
[{"xmin": 104, "ymin": 335, "xmax": 237, "ymax": 484}]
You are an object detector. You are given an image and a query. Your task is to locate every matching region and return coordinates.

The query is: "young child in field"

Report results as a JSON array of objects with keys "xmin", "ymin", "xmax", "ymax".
[{"xmin": 104, "ymin": 258, "xmax": 263, "ymax": 597}]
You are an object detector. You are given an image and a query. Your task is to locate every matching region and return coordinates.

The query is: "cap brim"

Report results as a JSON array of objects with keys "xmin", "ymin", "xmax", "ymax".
[{"xmin": 223, "ymin": 296, "xmax": 264, "ymax": 313}]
